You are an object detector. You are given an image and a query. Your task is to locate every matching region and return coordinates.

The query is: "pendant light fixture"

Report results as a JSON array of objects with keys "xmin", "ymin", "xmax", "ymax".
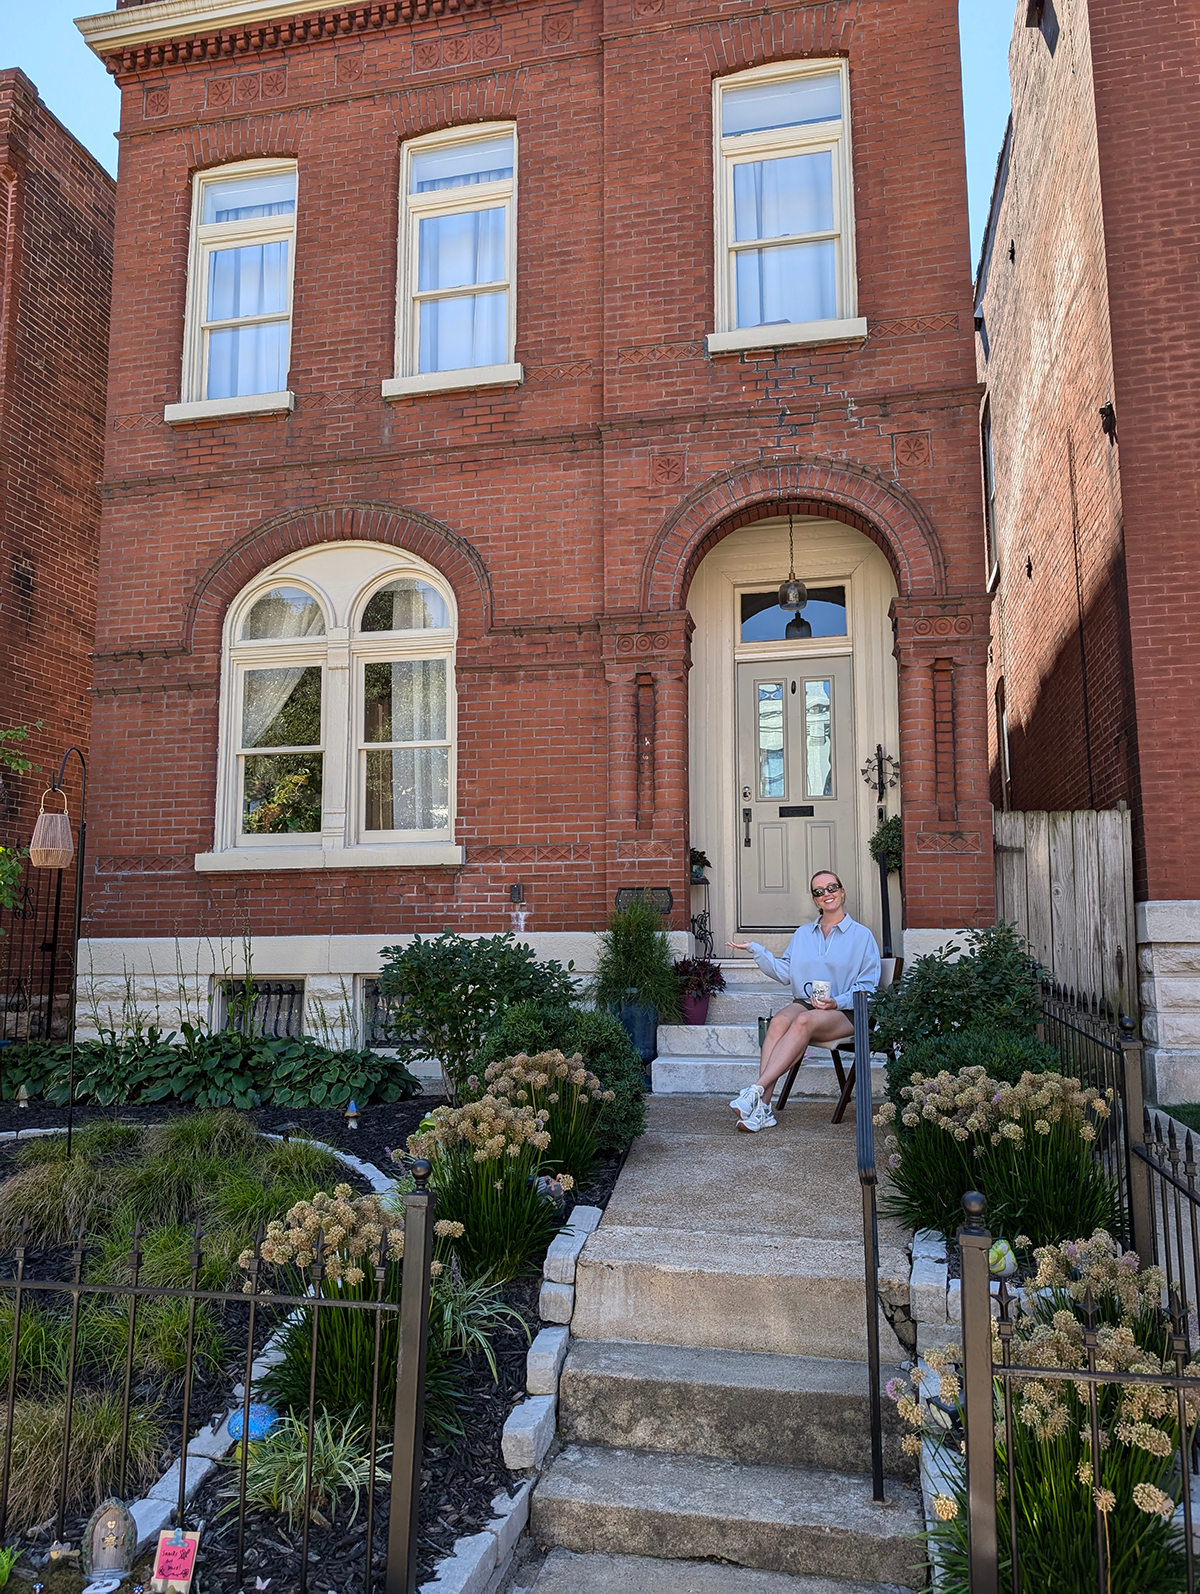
[
  {"xmin": 777, "ymin": 513, "xmax": 807, "ymax": 612},
  {"xmin": 778, "ymin": 513, "xmax": 812, "ymax": 637}
]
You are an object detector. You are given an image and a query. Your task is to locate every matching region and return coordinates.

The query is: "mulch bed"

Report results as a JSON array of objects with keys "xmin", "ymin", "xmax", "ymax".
[{"xmin": 0, "ymin": 1100, "xmax": 626, "ymax": 1592}]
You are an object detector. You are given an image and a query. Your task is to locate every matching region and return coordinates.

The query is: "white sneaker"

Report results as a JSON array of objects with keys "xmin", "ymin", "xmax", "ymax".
[
  {"xmin": 737, "ymin": 1100, "xmax": 777, "ymax": 1133},
  {"xmin": 729, "ymin": 1083, "xmax": 761, "ymax": 1115}
]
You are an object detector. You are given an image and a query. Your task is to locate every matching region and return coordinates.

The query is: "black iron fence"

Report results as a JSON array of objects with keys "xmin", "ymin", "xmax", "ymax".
[
  {"xmin": 0, "ymin": 859, "xmax": 72, "ymax": 1045},
  {"xmin": 1040, "ymin": 980, "xmax": 1153, "ymax": 1256},
  {"xmin": 958, "ymin": 1190, "xmax": 1200, "ymax": 1594},
  {"xmin": 0, "ymin": 1164, "xmax": 437, "ymax": 1594}
]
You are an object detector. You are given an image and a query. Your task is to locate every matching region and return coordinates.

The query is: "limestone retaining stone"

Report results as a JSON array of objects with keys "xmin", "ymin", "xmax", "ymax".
[
  {"xmin": 527, "ymin": 1326, "xmax": 570, "ymax": 1395},
  {"xmin": 502, "ymin": 1395, "xmax": 556, "ymax": 1470},
  {"xmin": 539, "ymin": 1281, "xmax": 574, "ymax": 1323}
]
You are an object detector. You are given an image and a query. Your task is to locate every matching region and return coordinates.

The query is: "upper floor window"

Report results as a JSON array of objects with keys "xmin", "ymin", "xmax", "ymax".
[
  {"xmin": 708, "ymin": 62, "xmax": 863, "ymax": 355},
  {"xmin": 171, "ymin": 161, "xmax": 298, "ymax": 421},
  {"xmin": 383, "ymin": 124, "xmax": 522, "ymax": 400},
  {"xmin": 200, "ymin": 545, "xmax": 461, "ymax": 872},
  {"xmin": 982, "ymin": 400, "xmax": 999, "ymax": 584}
]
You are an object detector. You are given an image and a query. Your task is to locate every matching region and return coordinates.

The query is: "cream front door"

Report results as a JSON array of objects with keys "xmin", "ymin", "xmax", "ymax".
[{"xmin": 736, "ymin": 655, "xmax": 857, "ymax": 930}]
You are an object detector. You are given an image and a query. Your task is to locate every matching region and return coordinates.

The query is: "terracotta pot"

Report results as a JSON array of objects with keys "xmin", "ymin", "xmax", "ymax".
[{"xmin": 681, "ymin": 991, "xmax": 711, "ymax": 1026}]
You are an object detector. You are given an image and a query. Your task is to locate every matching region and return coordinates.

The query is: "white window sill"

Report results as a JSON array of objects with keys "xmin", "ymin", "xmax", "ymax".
[
  {"xmin": 164, "ymin": 391, "xmax": 295, "ymax": 426},
  {"xmin": 381, "ymin": 363, "xmax": 523, "ymax": 401},
  {"xmin": 194, "ymin": 843, "xmax": 464, "ymax": 872},
  {"xmin": 705, "ymin": 318, "xmax": 868, "ymax": 356}
]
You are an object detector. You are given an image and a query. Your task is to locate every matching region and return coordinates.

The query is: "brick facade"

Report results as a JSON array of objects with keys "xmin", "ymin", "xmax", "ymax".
[
  {"xmin": 977, "ymin": 0, "xmax": 1200, "ymax": 1097},
  {"xmin": 81, "ymin": 0, "xmax": 994, "ymax": 951},
  {"xmin": 0, "ymin": 71, "xmax": 114, "ymax": 844}
]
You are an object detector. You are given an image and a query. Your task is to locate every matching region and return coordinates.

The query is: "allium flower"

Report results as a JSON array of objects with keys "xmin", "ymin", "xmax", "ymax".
[
  {"xmin": 1094, "ymin": 1488, "xmax": 1116, "ymax": 1515},
  {"xmin": 1132, "ymin": 1483, "xmax": 1174, "ymax": 1519},
  {"xmin": 932, "ymin": 1495, "xmax": 958, "ymax": 1521}
]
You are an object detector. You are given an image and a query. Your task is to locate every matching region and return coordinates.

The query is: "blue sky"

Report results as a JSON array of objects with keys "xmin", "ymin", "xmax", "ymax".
[{"xmin": 8, "ymin": 1, "xmax": 1014, "ymax": 265}]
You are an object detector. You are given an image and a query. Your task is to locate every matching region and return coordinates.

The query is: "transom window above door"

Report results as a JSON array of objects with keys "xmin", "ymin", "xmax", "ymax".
[
  {"xmin": 740, "ymin": 585, "xmax": 848, "ymax": 643},
  {"xmin": 707, "ymin": 62, "xmax": 865, "ymax": 356},
  {"xmin": 199, "ymin": 545, "xmax": 462, "ymax": 873},
  {"xmin": 383, "ymin": 124, "xmax": 522, "ymax": 400}
]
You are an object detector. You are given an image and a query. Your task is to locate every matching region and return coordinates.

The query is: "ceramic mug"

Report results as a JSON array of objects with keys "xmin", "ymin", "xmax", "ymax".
[{"xmin": 805, "ymin": 979, "xmax": 832, "ymax": 1003}]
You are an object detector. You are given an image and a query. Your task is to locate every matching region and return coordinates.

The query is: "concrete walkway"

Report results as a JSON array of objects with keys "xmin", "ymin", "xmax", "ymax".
[{"xmin": 572, "ymin": 1095, "xmax": 911, "ymax": 1362}]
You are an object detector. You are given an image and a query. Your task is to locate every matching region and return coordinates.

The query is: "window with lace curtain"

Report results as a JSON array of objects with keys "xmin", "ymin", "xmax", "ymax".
[
  {"xmin": 382, "ymin": 123, "xmax": 521, "ymax": 400},
  {"xmin": 707, "ymin": 62, "xmax": 865, "ymax": 356},
  {"xmin": 168, "ymin": 159, "xmax": 298, "ymax": 424},
  {"xmin": 202, "ymin": 545, "xmax": 461, "ymax": 871}
]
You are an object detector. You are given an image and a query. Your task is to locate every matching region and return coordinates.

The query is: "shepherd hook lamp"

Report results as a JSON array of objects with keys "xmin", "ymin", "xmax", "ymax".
[{"xmin": 27, "ymin": 747, "xmax": 87, "ymax": 1158}]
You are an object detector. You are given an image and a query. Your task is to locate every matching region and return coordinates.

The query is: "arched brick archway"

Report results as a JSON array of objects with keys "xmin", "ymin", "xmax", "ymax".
[
  {"xmin": 184, "ymin": 501, "xmax": 493, "ymax": 654},
  {"xmin": 641, "ymin": 457, "xmax": 947, "ymax": 611}
]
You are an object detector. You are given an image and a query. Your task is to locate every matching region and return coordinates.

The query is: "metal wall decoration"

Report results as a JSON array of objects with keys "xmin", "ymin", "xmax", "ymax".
[{"xmin": 614, "ymin": 887, "xmax": 673, "ymax": 915}]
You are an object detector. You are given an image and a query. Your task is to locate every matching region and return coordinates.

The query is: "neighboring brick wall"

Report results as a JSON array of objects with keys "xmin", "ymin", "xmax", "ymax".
[
  {"xmin": 1088, "ymin": 0, "xmax": 1200, "ymax": 902},
  {"xmin": 976, "ymin": 0, "xmax": 1136, "ymax": 830},
  {"xmin": 0, "ymin": 70, "xmax": 114, "ymax": 845},
  {"xmin": 85, "ymin": 0, "xmax": 995, "ymax": 942},
  {"xmin": 978, "ymin": 0, "xmax": 1200, "ymax": 905}
]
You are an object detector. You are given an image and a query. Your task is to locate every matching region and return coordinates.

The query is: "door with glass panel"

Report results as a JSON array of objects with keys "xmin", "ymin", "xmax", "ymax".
[{"xmin": 736, "ymin": 655, "xmax": 855, "ymax": 930}]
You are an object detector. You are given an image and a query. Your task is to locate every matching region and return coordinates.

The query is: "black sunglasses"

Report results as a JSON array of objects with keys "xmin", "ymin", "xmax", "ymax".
[{"xmin": 811, "ymin": 883, "xmax": 843, "ymax": 899}]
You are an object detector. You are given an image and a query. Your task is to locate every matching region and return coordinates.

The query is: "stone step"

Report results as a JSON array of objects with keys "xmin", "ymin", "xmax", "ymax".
[
  {"xmin": 530, "ymin": 1445, "xmax": 923, "ymax": 1587},
  {"xmin": 557, "ymin": 1340, "xmax": 917, "ymax": 1480},
  {"xmin": 651, "ymin": 1055, "xmax": 883, "ymax": 1097},
  {"xmin": 715, "ymin": 959, "xmax": 785, "ymax": 986},
  {"xmin": 658, "ymin": 1023, "xmax": 777, "ymax": 1057},
  {"xmin": 527, "ymin": 1547, "xmax": 913, "ymax": 1594},
  {"xmin": 572, "ymin": 1224, "xmax": 908, "ymax": 1362},
  {"xmin": 708, "ymin": 989, "xmax": 796, "ymax": 1024}
]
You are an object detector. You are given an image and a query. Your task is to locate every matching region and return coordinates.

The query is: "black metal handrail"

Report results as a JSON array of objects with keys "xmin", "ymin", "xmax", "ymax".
[{"xmin": 853, "ymin": 987, "xmax": 885, "ymax": 1502}]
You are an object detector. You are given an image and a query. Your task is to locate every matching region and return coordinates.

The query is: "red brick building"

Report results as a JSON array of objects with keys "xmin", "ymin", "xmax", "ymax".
[
  {"xmin": 0, "ymin": 70, "xmax": 114, "ymax": 846},
  {"xmin": 76, "ymin": 0, "xmax": 993, "ymax": 1035},
  {"xmin": 976, "ymin": 0, "xmax": 1200, "ymax": 1098}
]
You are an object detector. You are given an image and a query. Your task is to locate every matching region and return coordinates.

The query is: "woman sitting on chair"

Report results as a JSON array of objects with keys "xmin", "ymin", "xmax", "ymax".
[{"xmin": 726, "ymin": 871, "xmax": 881, "ymax": 1133}]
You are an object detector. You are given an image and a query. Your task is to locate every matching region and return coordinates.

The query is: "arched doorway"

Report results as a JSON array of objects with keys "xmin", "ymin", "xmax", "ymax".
[{"xmin": 688, "ymin": 513, "xmax": 901, "ymax": 954}]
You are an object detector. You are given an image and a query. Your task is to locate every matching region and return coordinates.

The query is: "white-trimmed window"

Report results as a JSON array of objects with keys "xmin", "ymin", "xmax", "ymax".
[
  {"xmin": 383, "ymin": 123, "xmax": 521, "ymax": 400},
  {"xmin": 166, "ymin": 160, "xmax": 298, "ymax": 424},
  {"xmin": 200, "ymin": 544, "xmax": 461, "ymax": 872},
  {"xmin": 707, "ymin": 62, "xmax": 864, "ymax": 356}
]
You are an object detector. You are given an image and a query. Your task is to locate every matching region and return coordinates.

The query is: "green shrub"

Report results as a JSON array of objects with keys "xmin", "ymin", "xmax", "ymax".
[
  {"xmin": 0, "ymin": 1030, "xmax": 417, "ymax": 1111},
  {"xmin": 868, "ymin": 814, "xmax": 903, "ymax": 873},
  {"xmin": 891, "ymin": 1235, "xmax": 1194, "ymax": 1594},
  {"xmin": 376, "ymin": 931, "xmax": 578, "ymax": 1100},
  {"xmin": 872, "ymin": 921, "xmax": 1042, "ymax": 1055},
  {"xmin": 219, "ymin": 1410, "xmax": 387, "ymax": 1529},
  {"xmin": 592, "ymin": 899, "xmax": 682, "ymax": 1022},
  {"xmin": 878, "ymin": 1068, "xmax": 1119, "ymax": 1248},
  {"xmin": 474, "ymin": 1002, "xmax": 645, "ymax": 1156},
  {"xmin": 885, "ymin": 1024, "xmax": 1060, "ymax": 1105}
]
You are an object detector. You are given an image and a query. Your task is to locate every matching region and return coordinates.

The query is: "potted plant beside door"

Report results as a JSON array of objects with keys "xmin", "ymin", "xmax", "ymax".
[
  {"xmin": 672, "ymin": 956, "xmax": 727, "ymax": 1025},
  {"xmin": 593, "ymin": 899, "xmax": 682, "ymax": 1077}
]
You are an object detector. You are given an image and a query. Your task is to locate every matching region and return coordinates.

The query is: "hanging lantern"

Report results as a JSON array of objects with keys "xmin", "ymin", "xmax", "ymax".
[
  {"xmin": 785, "ymin": 613, "xmax": 813, "ymax": 640},
  {"xmin": 29, "ymin": 789, "xmax": 75, "ymax": 869},
  {"xmin": 777, "ymin": 513, "xmax": 808, "ymax": 613}
]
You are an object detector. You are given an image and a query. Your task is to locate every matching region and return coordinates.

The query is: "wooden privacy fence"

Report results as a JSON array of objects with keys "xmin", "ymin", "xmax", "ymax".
[{"xmin": 993, "ymin": 808, "xmax": 1137, "ymax": 1015}]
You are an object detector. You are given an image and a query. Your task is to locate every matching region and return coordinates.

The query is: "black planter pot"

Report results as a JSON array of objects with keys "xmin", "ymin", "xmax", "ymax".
[{"xmin": 617, "ymin": 998, "xmax": 659, "ymax": 1086}]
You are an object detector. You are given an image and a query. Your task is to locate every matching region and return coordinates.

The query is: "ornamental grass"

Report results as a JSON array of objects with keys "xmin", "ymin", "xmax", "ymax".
[
  {"xmin": 403, "ymin": 1091, "xmax": 566, "ymax": 1279},
  {"xmin": 890, "ymin": 1233, "xmax": 1199, "ymax": 1594},
  {"xmin": 467, "ymin": 1049, "xmax": 616, "ymax": 1184},
  {"xmin": 876, "ymin": 1067, "xmax": 1119, "ymax": 1248}
]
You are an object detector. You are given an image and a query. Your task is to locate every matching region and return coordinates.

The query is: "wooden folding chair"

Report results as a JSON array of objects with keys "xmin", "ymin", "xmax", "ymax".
[{"xmin": 776, "ymin": 957, "xmax": 902, "ymax": 1123}]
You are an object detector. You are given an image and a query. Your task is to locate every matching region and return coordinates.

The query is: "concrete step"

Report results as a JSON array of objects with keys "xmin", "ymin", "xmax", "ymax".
[
  {"xmin": 715, "ymin": 959, "xmax": 785, "ymax": 986},
  {"xmin": 527, "ymin": 1547, "xmax": 913, "ymax": 1594},
  {"xmin": 708, "ymin": 989, "xmax": 796, "ymax": 1024},
  {"xmin": 572, "ymin": 1224, "xmax": 908, "ymax": 1362},
  {"xmin": 557, "ymin": 1340, "xmax": 917, "ymax": 1479},
  {"xmin": 652, "ymin": 1055, "xmax": 883, "ymax": 1097},
  {"xmin": 659, "ymin": 1022, "xmax": 776, "ymax": 1056},
  {"xmin": 530, "ymin": 1445, "xmax": 923, "ymax": 1587}
]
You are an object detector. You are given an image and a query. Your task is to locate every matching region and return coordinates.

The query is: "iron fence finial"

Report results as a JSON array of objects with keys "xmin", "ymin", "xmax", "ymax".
[{"xmin": 411, "ymin": 1159, "xmax": 432, "ymax": 1189}]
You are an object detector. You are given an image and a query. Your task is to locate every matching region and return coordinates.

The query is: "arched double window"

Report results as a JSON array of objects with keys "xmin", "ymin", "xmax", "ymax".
[{"xmin": 200, "ymin": 543, "xmax": 461, "ymax": 870}]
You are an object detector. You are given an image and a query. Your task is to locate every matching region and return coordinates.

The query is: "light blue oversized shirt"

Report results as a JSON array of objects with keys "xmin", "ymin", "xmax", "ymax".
[{"xmin": 749, "ymin": 914, "xmax": 881, "ymax": 1010}]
